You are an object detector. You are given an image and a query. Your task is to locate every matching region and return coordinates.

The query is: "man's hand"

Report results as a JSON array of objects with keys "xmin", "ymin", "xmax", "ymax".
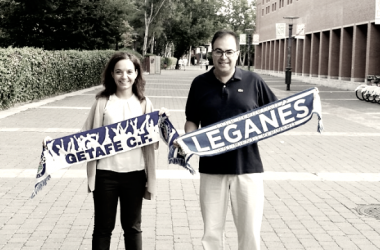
[
  {"xmin": 184, "ymin": 121, "xmax": 198, "ymax": 133},
  {"xmin": 172, "ymin": 121, "xmax": 199, "ymax": 148}
]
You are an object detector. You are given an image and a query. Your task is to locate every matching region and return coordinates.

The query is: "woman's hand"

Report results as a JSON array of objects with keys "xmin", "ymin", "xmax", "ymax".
[
  {"xmin": 42, "ymin": 136, "xmax": 52, "ymax": 147},
  {"xmin": 159, "ymin": 107, "xmax": 170, "ymax": 117}
]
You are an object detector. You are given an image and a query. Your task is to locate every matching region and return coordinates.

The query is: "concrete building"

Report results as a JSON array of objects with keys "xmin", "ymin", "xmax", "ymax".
[{"xmin": 254, "ymin": 0, "xmax": 380, "ymax": 90}]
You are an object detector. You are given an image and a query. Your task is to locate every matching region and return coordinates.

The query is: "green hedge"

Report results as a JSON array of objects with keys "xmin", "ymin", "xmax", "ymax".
[
  {"xmin": 0, "ymin": 47, "xmax": 117, "ymax": 110},
  {"xmin": 161, "ymin": 57, "xmax": 177, "ymax": 69}
]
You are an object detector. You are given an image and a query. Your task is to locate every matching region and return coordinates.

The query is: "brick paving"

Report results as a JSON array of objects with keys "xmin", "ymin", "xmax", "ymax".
[{"xmin": 0, "ymin": 65, "xmax": 380, "ymax": 250}]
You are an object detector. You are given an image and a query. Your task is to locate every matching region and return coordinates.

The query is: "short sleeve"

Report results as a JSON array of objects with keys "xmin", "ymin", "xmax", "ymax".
[
  {"xmin": 185, "ymin": 81, "xmax": 200, "ymax": 126},
  {"xmin": 257, "ymin": 78, "xmax": 278, "ymax": 106}
]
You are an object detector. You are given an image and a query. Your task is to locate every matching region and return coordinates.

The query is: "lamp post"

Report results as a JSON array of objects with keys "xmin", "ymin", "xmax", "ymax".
[
  {"xmin": 245, "ymin": 28, "xmax": 253, "ymax": 71},
  {"xmin": 283, "ymin": 16, "xmax": 299, "ymax": 91}
]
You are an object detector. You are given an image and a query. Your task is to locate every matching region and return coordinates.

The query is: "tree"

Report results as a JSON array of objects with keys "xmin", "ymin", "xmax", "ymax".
[
  {"xmin": 162, "ymin": 0, "xmax": 224, "ymax": 67},
  {"xmin": 220, "ymin": 0, "xmax": 256, "ymax": 66},
  {"xmin": 0, "ymin": 0, "xmax": 258, "ymax": 61},
  {"xmin": 0, "ymin": 0, "xmax": 131, "ymax": 50},
  {"xmin": 120, "ymin": 21, "xmax": 137, "ymax": 48},
  {"xmin": 141, "ymin": 0, "xmax": 166, "ymax": 55}
]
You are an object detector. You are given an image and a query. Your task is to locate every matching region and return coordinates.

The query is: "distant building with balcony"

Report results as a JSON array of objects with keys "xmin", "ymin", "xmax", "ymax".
[{"xmin": 254, "ymin": 0, "xmax": 380, "ymax": 90}]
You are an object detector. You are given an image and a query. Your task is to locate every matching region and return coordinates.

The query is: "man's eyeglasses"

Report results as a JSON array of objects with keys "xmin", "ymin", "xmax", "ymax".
[{"xmin": 212, "ymin": 49, "xmax": 238, "ymax": 57}]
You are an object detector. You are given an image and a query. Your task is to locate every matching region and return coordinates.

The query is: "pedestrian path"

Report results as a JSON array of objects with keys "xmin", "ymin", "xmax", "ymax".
[
  {"xmin": 0, "ymin": 65, "xmax": 379, "ymax": 250},
  {"xmin": 2, "ymin": 169, "xmax": 380, "ymax": 182}
]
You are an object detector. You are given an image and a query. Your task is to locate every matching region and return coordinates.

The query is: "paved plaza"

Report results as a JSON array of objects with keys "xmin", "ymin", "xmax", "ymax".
[{"xmin": 0, "ymin": 65, "xmax": 380, "ymax": 250}]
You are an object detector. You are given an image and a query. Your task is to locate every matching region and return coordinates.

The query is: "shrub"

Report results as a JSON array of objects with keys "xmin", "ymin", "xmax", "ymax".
[
  {"xmin": 161, "ymin": 57, "xmax": 177, "ymax": 69},
  {"xmin": 160, "ymin": 57, "xmax": 166, "ymax": 69},
  {"xmin": 0, "ymin": 47, "xmax": 115, "ymax": 110}
]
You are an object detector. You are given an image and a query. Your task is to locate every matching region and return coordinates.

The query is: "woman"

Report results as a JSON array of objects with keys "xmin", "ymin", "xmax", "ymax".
[{"xmin": 45, "ymin": 52, "xmax": 168, "ymax": 250}]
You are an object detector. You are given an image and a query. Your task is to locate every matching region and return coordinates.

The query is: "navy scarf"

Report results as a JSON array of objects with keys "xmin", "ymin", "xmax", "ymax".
[{"xmin": 31, "ymin": 87, "xmax": 322, "ymax": 198}]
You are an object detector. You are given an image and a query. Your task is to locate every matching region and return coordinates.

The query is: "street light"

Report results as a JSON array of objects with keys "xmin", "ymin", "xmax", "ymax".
[
  {"xmin": 245, "ymin": 28, "xmax": 253, "ymax": 71},
  {"xmin": 283, "ymin": 16, "xmax": 299, "ymax": 91}
]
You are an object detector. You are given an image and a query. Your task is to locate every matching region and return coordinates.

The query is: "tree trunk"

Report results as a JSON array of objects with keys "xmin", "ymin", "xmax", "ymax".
[
  {"xmin": 187, "ymin": 46, "xmax": 192, "ymax": 66},
  {"xmin": 150, "ymin": 35, "xmax": 155, "ymax": 54},
  {"xmin": 166, "ymin": 43, "xmax": 173, "ymax": 57},
  {"xmin": 175, "ymin": 56, "xmax": 180, "ymax": 69},
  {"xmin": 142, "ymin": 0, "xmax": 166, "ymax": 56},
  {"xmin": 142, "ymin": 0, "xmax": 150, "ymax": 56},
  {"xmin": 164, "ymin": 43, "xmax": 169, "ymax": 57},
  {"xmin": 143, "ymin": 22, "xmax": 149, "ymax": 55}
]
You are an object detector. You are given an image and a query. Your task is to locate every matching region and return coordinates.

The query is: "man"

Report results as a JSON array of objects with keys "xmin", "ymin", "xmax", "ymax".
[{"xmin": 184, "ymin": 30, "xmax": 277, "ymax": 250}]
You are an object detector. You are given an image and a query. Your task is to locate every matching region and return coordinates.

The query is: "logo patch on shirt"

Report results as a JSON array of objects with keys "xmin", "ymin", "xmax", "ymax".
[{"xmin": 238, "ymin": 89, "xmax": 244, "ymax": 92}]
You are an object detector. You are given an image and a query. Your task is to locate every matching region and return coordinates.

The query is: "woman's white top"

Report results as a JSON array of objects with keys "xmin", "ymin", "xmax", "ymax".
[{"xmin": 97, "ymin": 94, "xmax": 144, "ymax": 173}]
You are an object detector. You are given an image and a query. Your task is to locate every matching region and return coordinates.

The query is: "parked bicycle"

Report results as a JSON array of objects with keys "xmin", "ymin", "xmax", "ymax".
[{"xmin": 355, "ymin": 75, "xmax": 380, "ymax": 104}]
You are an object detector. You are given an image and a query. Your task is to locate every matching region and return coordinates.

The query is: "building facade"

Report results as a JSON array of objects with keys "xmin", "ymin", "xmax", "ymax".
[{"xmin": 254, "ymin": 0, "xmax": 380, "ymax": 90}]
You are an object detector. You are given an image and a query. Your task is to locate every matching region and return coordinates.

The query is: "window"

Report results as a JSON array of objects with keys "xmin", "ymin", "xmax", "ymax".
[
  {"xmin": 262, "ymin": 9, "xmax": 264, "ymax": 16},
  {"xmin": 272, "ymin": 3, "xmax": 277, "ymax": 11}
]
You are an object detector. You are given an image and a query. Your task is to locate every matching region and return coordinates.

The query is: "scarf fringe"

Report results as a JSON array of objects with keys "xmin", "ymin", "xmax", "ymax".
[
  {"xmin": 317, "ymin": 114, "xmax": 324, "ymax": 133},
  {"xmin": 168, "ymin": 144, "xmax": 196, "ymax": 174},
  {"xmin": 30, "ymin": 175, "xmax": 51, "ymax": 199},
  {"xmin": 160, "ymin": 115, "xmax": 196, "ymax": 174},
  {"xmin": 168, "ymin": 158, "xmax": 195, "ymax": 175},
  {"xmin": 312, "ymin": 88, "xmax": 324, "ymax": 134}
]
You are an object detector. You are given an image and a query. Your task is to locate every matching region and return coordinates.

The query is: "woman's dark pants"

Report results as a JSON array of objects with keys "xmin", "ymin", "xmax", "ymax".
[{"xmin": 92, "ymin": 169, "xmax": 146, "ymax": 250}]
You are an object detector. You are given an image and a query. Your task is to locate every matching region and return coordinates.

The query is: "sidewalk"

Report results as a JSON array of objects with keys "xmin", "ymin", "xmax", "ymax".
[{"xmin": 0, "ymin": 65, "xmax": 379, "ymax": 250}]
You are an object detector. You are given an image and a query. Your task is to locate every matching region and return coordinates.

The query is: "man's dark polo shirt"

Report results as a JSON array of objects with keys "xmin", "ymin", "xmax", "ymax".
[{"xmin": 185, "ymin": 67, "xmax": 278, "ymax": 174}]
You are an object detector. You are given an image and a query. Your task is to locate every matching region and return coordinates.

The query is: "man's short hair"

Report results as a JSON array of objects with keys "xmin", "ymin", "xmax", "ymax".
[{"xmin": 211, "ymin": 30, "xmax": 239, "ymax": 50}]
